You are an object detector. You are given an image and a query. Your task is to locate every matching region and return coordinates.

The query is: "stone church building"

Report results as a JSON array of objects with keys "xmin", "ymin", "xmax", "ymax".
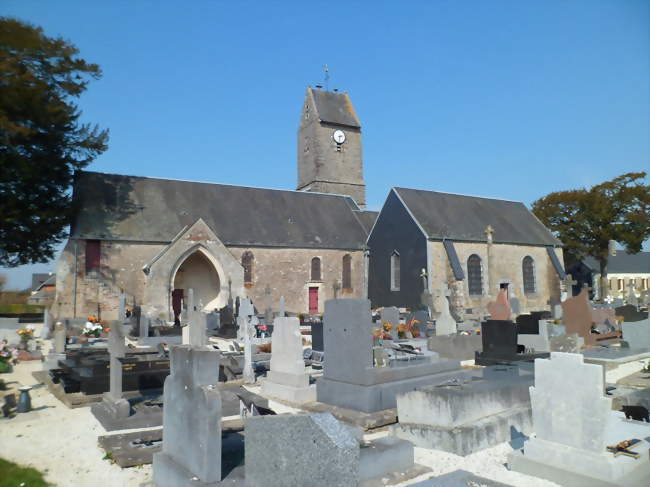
[{"xmin": 53, "ymin": 87, "xmax": 565, "ymax": 321}]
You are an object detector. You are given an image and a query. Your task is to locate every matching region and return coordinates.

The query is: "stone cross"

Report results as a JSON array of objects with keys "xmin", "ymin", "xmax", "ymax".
[
  {"xmin": 561, "ymin": 274, "xmax": 578, "ymax": 302},
  {"xmin": 484, "ymin": 225, "xmax": 494, "ymax": 244},
  {"xmin": 107, "ymin": 320, "xmax": 127, "ymax": 403},
  {"xmin": 187, "ymin": 289, "xmax": 207, "ymax": 347},
  {"xmin": 627, "ymin": 280, "xmax": 638, "ymax": 306},
  {"xmin": 242, "ymin": 314, "xmax": 257, "ymax": 384},
  {"xmin": 118, "ymin": 293, "xmax": 127, "ymax": 322},
  {"xmin": 420, "ymin": 268, "xmax": 428, "ymax": 291}
]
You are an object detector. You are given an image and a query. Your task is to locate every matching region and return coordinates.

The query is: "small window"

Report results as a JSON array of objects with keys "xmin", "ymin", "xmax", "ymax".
[
  {"xmin": 522, "ymin": 256, "xmax": 536, "ymax": 294},
  {"xmin": 608, "ymin": 279, "xmax": 613, "ymax": 290},
  {"xmin": 390, "ymin": 251, "xmax": 400, "ymax": 291},
  {"xmin": 642, "ymin": 278, "xmax": 648, "ymax": 291},
  {"xmin": 618, "ymin": 279, "xmax": 624, "ymax": 290},
  {"xmin": 311, "ymin": 257, "xmax": 322, "ymax": 281},
  {"xmin": 467, "ymin": 254, "xmax": 483, "ymax": 296},
  {"xmin": 342, "ymin": 254, "xmax": 352, "ymax": 290},
  {"xmin": 242, "ymin": 251, "xmax": 254, "ymax": 284},
  {"xmin": 85, "ymin": 240, "xmax": 100, "ymax": 274}
]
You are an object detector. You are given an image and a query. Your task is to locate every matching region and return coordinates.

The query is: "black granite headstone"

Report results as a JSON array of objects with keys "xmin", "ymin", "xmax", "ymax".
[
  {"xmin": 480, "ymin": 320, "xmax": 518, "ymax": 355},
  {"xmin": 615, "ymin": 305, "xmax": 649, "ymax": 323},
  {"xmin": 311, "ymin": 322, "xmax": 324, "ymax": 352}
]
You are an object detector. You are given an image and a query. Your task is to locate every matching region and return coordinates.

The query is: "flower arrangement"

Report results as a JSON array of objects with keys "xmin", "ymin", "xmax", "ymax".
[
  {"xmin": 406, "ymin": 318, "xmax": 421, "ymax": 338},
  {"xmin": 0, "ymin": 340, "xmax": 19, "ymax": 373},
  {"xmin": 373, "ymin": 322, "xmax": 393, "ymax": 342},
  {"xmin": 83, "ymin": 321, "xmax": 103, "ymax": 338},
  {"xmin": 87, "ymin": 315, "xmax": 100, "ymax": 324},
  {"xmin": 17, "ymin": 325, "xmax": 35, "ymax": 345},
  {"xmin": 397, "ymin": 323, "xmax": 408, "ymax": 339}
]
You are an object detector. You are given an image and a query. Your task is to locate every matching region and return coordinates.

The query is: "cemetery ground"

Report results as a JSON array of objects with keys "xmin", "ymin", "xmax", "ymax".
[{"xmin": 0, "ymin": 335, "xmax": 563, "ymax": 487}]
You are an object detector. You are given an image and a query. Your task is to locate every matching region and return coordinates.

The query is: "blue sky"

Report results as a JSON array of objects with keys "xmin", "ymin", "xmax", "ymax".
[{"xmin": 2, "ymin": 0, "xmax": 649, "ymax": 289}]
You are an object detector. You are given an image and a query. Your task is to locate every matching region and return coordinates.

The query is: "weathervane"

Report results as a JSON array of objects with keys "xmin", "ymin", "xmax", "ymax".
[{"xmin": 323, "ymin": 64, "xmax": 330, "ymax": 91}]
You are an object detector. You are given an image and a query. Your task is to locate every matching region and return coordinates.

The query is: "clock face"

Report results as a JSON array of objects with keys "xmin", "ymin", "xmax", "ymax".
[{"xmin": 332, "ymin": 130, "xmax": 346, "ymax": 144}]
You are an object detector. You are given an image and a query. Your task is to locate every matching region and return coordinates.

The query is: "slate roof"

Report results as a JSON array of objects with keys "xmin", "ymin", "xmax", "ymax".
[
  {"xmin": 353, "ymin": 210, "xmax": 379, "ymax": 234},
  {"xmin": 584, "ymin": 252, "xmax": 650, "ymax": 274},
  {"xmin": 309, "ymin": 88, "xmax": 361, "ymax": 128},
  {"xmin": 393, "ymin": 187, "xmax": 562, "ymax": 247},
  {"xmin": 71, "ymin": 171, "xmax": 370, "ymax": 250},
  {"xmin": 30, "ymin": 273, "xmax": 51, "ymax": 292}
]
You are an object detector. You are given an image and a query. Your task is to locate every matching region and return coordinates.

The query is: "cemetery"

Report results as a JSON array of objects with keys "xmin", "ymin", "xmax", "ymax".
[
  {"xmin": 1, "ymin": 6, "xmax": 649, "ymax": 486},
  {"xmin": 3, "ymin": 271, "xmax": 650, "ymax": 486}
]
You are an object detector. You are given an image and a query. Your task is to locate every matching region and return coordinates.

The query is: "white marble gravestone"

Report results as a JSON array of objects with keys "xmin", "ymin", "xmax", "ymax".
[
  {"xmin": 261, "ymin": 317, "xmax": 315, "ymax": 403},
  {"xmin": 153, "ymin": 346, "xmax": 222, "ymax": 487},
  {"xmin": 435, "ymin": 289, "xmax": 457, "ymax": 336},
  {"xmin": 509, "ymin": 352, "xmax": 650, "ymax": 486}
]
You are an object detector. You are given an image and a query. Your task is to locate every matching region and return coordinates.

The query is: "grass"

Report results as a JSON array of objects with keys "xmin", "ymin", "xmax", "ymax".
[{"xmin": 0, "ymin": 458, "xmax": 52, "ymax": 487}]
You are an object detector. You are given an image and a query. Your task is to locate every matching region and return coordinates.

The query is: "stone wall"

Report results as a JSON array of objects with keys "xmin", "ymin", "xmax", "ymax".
[
  {"xmin": 428, "ymin": 241, "xmax": 562, "ymax": 314},
  {"xmin": 229, "ymin": 247, "xmax": 366, "ymax": 315},
  {"xmin": 53, "ymin": 237, "xmax": 366, "ymax": 320}
]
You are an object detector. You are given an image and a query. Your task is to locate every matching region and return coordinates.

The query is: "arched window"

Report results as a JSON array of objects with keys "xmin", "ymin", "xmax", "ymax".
[
  {"xmin": 342, "ymin": 254, "xmax": 352, "ymax": 290},
  {"xmin": 311, "ymin": 257, "xmax": 322, "ymax": 281},
  {"xmin": 522, "ymin": 256, "xmax": 536, "ymax": 294},
  {"xmin": 467, "ymin": 254, "xmax": 483, "ymax": 296},
  {"xmin": 390, "ymin": 251, "xmax": 400, "ymax": 291},
  {"xmin": 242, "ymin": 251, "xmax": 254, "ymax": 284}
]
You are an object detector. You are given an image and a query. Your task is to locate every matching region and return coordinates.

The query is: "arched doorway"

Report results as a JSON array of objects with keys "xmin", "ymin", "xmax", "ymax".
[{"xmin": 171, "ymin": 250, "xmax": 221, "ymax": 322}]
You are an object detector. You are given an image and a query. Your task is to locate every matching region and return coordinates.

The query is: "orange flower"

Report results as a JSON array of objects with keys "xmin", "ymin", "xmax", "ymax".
[{"xmin": 382, "ymin": 321, "xmax": 393, "ymax": 331}]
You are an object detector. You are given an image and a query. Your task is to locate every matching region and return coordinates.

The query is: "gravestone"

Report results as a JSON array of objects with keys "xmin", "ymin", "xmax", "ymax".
[
  {"xmin": 621, "ymin": 317, "xmax": 650, "ymax": 349},
  {"xmin": 509, "ymin": 296, "xmax": 521, "ymax": 316},
  {"xmin": 317, "ymin": 299, "xmax": 466, "ymax": 413},
  {"xmin": 561, "ymin": 274, "xmax": 577, "ymax": 301},
  {"xmin": 563, "ymin": 288, "xmax": 622, "ymax": 346},
  {"xmin": 153, "ymin": 346, "xmax": 223, "ymax": 487},
  {"xmin": 515, "ymin": 312, "xmax": 551, "ymax": 335},
  {"xmin": 311, "ymin": 321, "xmax": 324, "ymax": 352},
  {"xmin": 261, "ymin": 317, "xmax": 315, "ymax": 403},
  {"xmin": 487, "ymin": 289, "xmax": 511, "ymax": 320},
  {"xmin": 246, "ymin": 412, "xmax": 416, "ymax": 487},
  {"xmin": 434, "ymin": 294, "xmax": 457, "ymax": 336},
  {"xmin": 615, "ymin": 305, "xmax": 648, "ymax": 323},
  {"xmin": 627, "ymin": 281, "xmax": 638, "ymax": 306},
  {"xmin": 278, "ymin": 296, "xmax": 285, "ymax": 317},
  {"xmin": 99, "ymin": 320, "xmax": 130, "ymax": 418},
  {"xmin": 380, "ymin": 307, "xmax": 400, "ymax": 328},
  {"xmin": 509, "ymin": 352, "xmax": 650, "ymax": 486},
  {"xmin": 54, "ymin": 322, "xmax": 66, "ymax": 354},
  {"xmin": 139, "ymin": 314, "xmax": 150, "ymax": 339},
  {"xmin": 475, "ymin": 320, "xmax": 548, "ymax": 365},
  {"xmin": 245, "ymin": 413, "xmax": 358, "ymax": 487}
]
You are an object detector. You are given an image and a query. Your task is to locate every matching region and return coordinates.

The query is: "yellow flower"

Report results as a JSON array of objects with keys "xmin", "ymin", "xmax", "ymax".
[{"xmin": 383, "ymin": 322, "xmax": 393, "ymax": 331}]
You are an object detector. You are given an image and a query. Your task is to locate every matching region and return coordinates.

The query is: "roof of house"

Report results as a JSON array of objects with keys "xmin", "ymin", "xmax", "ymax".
[
  {"xmin": 584, "ymin": 251, "xmax": 650, "ymax": 274},
  {"xmin": 71, "ymin": 171, "xmax": 370, "ymax": 250},
  {"xmin": 392, "ymin": 187, "xmax": 562, "ymax": 247},
  {"xmin": 30, "ymin": 273, "xmax": 51, "ymax": 292},
  {"xmin": 309, "ymin": 88, "xmax": 361, "ymax": 128}
]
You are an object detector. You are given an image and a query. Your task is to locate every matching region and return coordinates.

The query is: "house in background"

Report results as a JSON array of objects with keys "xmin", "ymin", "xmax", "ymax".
[
  {"xmin": 575, "ymin": 251, "xmax": 650, "ymax": 299},
  {"xmin": 28, "ymin": 273, "xmax": 56, "ymax": 306}
]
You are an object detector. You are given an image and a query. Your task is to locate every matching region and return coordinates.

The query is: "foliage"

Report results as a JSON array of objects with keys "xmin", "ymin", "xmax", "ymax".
[
  {"xmin": 0, "ymin": 17, "xmax": 108, "ymax": 267},
  {"xmin": 532, "ymin": 172, "xmax": 650, "ymax": 276},
  {"xmin": 0, "ymin": 458, "xmax": 52, "ymax": 487},
  {"xmin": 0, "ymin": 303, "xmax": 43, "ymax": 314}
]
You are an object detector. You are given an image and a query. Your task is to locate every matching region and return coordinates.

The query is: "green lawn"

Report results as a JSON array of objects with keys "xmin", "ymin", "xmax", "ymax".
[{"xmin": 0, "ymin": 458, "xmax": 52, "ymax": 487}]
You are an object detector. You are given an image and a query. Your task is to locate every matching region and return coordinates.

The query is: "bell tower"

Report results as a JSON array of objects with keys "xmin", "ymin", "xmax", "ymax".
[{"xmin": 297, "ymin": 87, "xmax": 366, "ymax": 208}]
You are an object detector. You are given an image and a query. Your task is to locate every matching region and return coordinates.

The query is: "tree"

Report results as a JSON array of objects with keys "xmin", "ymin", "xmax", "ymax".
[
  {"xmin": 0, "ymin": 17, "xmax": 108, "ymax": 267},
  {"xmin": 532, "ymin": 172, "xmax": 650, "ymax": 294}
]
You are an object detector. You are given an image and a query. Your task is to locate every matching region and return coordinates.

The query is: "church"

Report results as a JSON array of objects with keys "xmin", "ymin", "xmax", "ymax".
[{"xmin": 52, "ymin": 87, "xmax": 565, "ymax": 321}]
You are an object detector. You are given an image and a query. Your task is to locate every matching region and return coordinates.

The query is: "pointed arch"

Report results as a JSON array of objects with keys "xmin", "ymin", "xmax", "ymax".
[
  {"xmin": 342, "ymin": 254, "xmax": 352, "ymax": 290},
  {"xmin": 242, "ymin": 251, "xmax": 254, "ymax": 284},
  {"xmin": 467, "ymin": 254, "xmax": 483, "ymax": 296}
]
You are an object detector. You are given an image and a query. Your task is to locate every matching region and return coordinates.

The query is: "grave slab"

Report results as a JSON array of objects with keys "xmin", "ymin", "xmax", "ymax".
[
  {"xmin": 391, "ymin": 364, "xmax": 534, "ymax": 456},
  {"xmin": 427, "ymin": 334, "xmax": 482, "ymax": 361}
]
